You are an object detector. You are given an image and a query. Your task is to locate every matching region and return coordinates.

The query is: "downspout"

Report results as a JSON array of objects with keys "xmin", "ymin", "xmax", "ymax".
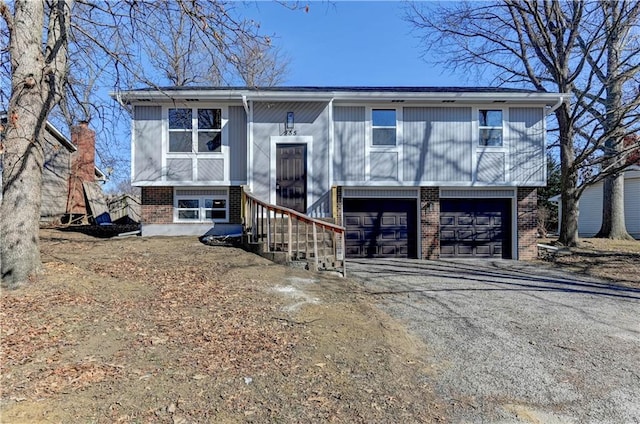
[
  {"xmin": 242, "ymin": 94, "xmax": 249, "ymax": 115},
  {"xmin": 327, "ymin": 97, "xmax": 336, "ymax": 221},
  {"xmin": 244, "ymin": 95, "xmax": 253, "ymax": 193}
]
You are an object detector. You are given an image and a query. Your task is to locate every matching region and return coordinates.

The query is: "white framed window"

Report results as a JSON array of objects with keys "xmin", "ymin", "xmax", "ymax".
[
  {"xmin": 371, "ymin": 109, "xmax": 397, "ymax": 146},
  {"xmin": 174, "ymin": 189, "xmax": 228, "ymax": 223},
  {"xmin": 168, "ymin": 108, "xmax": 222, "ymax": 153},
  {"xmin": 478, "ymin": 109, "xmax": 503, "ymax": 147}
]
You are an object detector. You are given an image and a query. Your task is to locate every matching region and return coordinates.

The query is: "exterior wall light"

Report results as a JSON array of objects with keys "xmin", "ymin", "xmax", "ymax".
[{"xmin": 286, "ymin": 111, "xmax": 295, "ymax": 130}]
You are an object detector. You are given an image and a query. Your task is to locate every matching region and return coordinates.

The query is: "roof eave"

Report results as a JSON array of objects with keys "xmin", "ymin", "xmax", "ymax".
[
  {"xmin": 112, "ymin": 89, "xmax": 566, "ymax": 106},
  {"xmin": 45, "ymin": 121, "xmax": 77, "ymax": 152}
]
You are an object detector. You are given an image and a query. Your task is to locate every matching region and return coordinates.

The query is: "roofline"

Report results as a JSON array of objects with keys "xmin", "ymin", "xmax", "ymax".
[
  {"xmin": 111, "ymin": 87, "xmax": 567, "ymax": 106},
  {"xmin": 0, "ymin": 114, "xmax": 107, "ymax": 180},
  {"xmin": 45, "ymin": 121, "xmax": 108, "ymax": 181},
  {"xmin": 45, "ymin": 121, "xmax": 77, "ymax": 152}
]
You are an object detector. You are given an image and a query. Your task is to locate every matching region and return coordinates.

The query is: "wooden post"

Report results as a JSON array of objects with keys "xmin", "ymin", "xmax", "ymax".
[
  {"xmin": 295, "ymin": 219, "xmax": 300, "ymax": 259},
  {"xmin": 266, "ymin": 207, "xmax": 271, "ymax": 251},
  {"xmin": 305, "ymin": 222, "xmax": 309, "ymax": 259},
  {"xmin": 341, "ymin": 231, "xmax": 346, "ymax": 277},
  {"xmin": 323, "ymin": 229, "xmax": 328, "ymax": 259},
  {"xmin": 287, "ymin": 212, "xmax": 293, "ymax": 258},
  {"xmin": 260, "ymin": 205, "xmax": 263, "ymax": 242},
  {"xmin": 313, "ymin": 223, "xmax": 319, "ymax": 271},
  {"xmin": 280, "ymin": 212, "xmax": 285, "ymax": 252}
]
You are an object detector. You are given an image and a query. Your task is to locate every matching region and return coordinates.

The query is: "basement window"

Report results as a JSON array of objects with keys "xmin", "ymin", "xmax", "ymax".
[{"xmin": 174, "ymin": 190, "xmax": 228, "ymax": 223}]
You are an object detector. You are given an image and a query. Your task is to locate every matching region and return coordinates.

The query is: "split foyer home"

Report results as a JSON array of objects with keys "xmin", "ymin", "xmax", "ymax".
[{"xmin": 113, "ymin": 86, "xmax": 565, "ymax": 260}]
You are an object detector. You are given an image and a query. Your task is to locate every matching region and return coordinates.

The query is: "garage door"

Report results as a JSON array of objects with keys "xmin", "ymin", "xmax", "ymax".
[
  {"xmin": 344, "ymin": 199, "xmax": 417, "ymax": 258},
  {"xmin": 440, "ymin": 199, "xmax": 512, "ymax": 258}
]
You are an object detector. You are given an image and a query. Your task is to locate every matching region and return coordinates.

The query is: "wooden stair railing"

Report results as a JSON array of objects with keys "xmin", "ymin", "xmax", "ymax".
[{"xmin": 242, "ymin": 188, "xmax": 346, "ymax": 276}]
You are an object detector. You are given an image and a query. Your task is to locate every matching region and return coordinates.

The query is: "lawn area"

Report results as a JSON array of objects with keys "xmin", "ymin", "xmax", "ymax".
[
  {"xmin": 1, "ymin": 229, "xmax": 442, "ymax": 423},
  {"xmin": 540, "ymin": 237, "xmax": 640, "ymax": 288}
]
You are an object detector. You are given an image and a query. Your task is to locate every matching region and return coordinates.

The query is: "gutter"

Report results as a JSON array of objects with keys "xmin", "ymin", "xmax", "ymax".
[
  {"xmin": 110, "ymin": 90, "xmax": 133, "ymax": 115},
  {"xmin": 116, "ymin": 89, "xmax": 565, "ymax": 106},
  {"xmin": 546, "ymin": 95, "xmax": 565, "ymax": 115}
]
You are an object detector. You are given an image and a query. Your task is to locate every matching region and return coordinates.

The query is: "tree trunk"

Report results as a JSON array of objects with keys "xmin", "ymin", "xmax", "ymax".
[
  {"xmin": 1, "ymin": 1, "xmax": 58, "ymax": 288},
  {"xmin": 557, "ymin": 105, "xmax": 579, "ymax": 246},
  {"xmin": 597, "ymin": 172, "xmax": 632, "ymax": 239},
  {"xmin": 1, "ymin": 113, "xmax": 47, "ymax": 288},
  {"xmin": 595, "ymin": 3, "xmax": 632, "ymax": 240}
]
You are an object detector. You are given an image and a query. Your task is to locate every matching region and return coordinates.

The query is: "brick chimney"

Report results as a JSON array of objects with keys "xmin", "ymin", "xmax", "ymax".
[{"xmin": 66, "ymin": 121, "xmax": 96, "ymax": 215}]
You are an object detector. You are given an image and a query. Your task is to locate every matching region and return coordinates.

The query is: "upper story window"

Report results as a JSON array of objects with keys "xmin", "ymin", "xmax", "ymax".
[
  {"xmin": 478, "ymin": 109, "xmax": 503, "ymax": 147},
  {"xmin": 168, "ymin": 108, "xmax": 222, "ymax": 153},
  {"xmin": 372, "ymin": 109, "xmax": 397, "ymax": 146}
]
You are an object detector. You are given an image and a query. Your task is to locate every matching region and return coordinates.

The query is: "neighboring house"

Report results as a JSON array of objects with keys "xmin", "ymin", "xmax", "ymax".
[
  {"xmin": 1, "ymin": 114, "xmax": 106, "ymax": 224},
  {"xmin": 41, "ymin": 120, "xmax": 107, "ymax": 224},
  {"xmin": 113, "ymin": 86, "xmax": 564, "ymax": 260},
  {"xmin": 552, "ymin": 165, "xmax": 640, "ymax": 239}
]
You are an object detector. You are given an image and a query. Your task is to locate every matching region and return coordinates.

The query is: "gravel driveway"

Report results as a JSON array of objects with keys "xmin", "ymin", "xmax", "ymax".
[{"xmin": 347, "ymin": 258, "xmax": 640, "ymax": 423}]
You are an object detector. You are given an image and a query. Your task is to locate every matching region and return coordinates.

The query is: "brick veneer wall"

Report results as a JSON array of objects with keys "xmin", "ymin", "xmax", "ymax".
[
  {"xmin": 420, "ymin": 187, "xmax": 440, "ymax": 259},
  {"xmin": 141, "ymin": 186, "xmax": 241, "ymax": 225},
  {"xmin": 67, "ymin": 122, "xmax": 96, "ymax": 215},
  {"xmin": 141, "ymin": 187, "xmax": 173, "ymax": 224},
  {"xmin": 335, "ymin": 187, "xmax": 343, "ymax": 226},
  {"xmin": 229, "ymin": 186, "xmax": 242, "ymax": 224},
  {"xmin": 517, "ymin": 187, "xmax": 538, "ymax": 260}
]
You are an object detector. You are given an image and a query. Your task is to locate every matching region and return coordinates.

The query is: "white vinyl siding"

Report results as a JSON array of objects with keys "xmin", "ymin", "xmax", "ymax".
[
  {"xmin": 509, "ymin": 107, "xmax": 545, "ymax": 184},
  {"xmin": 133, "ymin": 105, "xmax": 163, "ymax": 183},
  {"xmin": 576, "ymin": 171, "xmax": 640, "ymax": 238},
  {"xmin": 403, "ymin": 107, "xmax": 472, "ymax": 182}
]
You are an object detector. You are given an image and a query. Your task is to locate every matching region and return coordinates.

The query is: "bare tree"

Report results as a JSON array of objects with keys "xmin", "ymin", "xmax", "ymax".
[
  {"xmin": 1, "ymin": 0, "xmax": 70, "ymax": 287},
  {"xmin": 139, "ymin": 4, "xmax": 288, "ymax": 87},
  {"xmin": 0, "ymin": 0, "xmax": 288, "ymax": 288},
  {"xmin": 407, "ymin": 0, "xmax": 640, "ymax": 246},
  {"xmin": 577, "ymin": 2, "xmax": 640, "ymax": 239},
  {"xmin": 235, "ymin": 40, "xmax": 289, "ymax": 87}
]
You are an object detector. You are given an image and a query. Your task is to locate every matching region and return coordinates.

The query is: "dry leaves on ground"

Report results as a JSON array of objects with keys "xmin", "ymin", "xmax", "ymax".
[{"xmin": 1, "ymin": 230, "xmax": 441, "ymax": 423}]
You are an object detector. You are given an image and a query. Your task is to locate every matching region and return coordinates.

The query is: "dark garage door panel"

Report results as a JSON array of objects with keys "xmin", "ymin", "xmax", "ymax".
[
  {"xmin": 344, "ymin": 199, "xmax": 416, "ymax": 258},
  {"xmin": 440, "ymin": 199, "xmax": 511, "ymax": 258}
]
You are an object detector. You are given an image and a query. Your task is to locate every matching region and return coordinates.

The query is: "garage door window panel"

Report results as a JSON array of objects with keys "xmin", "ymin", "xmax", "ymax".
[{"xmin": 476, "ymin": 216, "xmax": 491, "ymax": 226}]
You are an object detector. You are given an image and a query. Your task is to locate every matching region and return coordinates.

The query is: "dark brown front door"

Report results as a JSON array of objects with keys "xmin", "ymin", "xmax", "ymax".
[{"xmin": 276, "ymin": 144, "xmax": 307, "ymax": 213}]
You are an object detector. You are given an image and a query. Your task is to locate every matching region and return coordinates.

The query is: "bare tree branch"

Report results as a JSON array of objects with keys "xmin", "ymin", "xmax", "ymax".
[{"xmin": 407, "ymin": 0, "xmax": 639, "ymax": 245}]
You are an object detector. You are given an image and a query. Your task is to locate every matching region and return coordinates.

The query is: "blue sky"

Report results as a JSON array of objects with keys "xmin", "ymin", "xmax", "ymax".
[{"xmin": 241, "ymin": 1, "xmax": 465, "ymax": 86}]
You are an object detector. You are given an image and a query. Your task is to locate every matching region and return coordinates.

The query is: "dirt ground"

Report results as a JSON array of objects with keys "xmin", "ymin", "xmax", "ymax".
[
  {"xmin": 1, "ymin": 230, "xmax": 444, "ymax": 423},
  {"xmin": 540, "ymin": 237, "xmax": 640, "ymax": 288},
  {"xmin": 2, "ymin": 231, "xmax": 637, "ymax": 423}
]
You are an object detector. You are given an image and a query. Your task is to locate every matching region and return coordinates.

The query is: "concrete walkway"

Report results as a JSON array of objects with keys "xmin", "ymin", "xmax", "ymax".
[{"xmin": 347, "ymin": 258, "xmax": 640, "ymax": 423}]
